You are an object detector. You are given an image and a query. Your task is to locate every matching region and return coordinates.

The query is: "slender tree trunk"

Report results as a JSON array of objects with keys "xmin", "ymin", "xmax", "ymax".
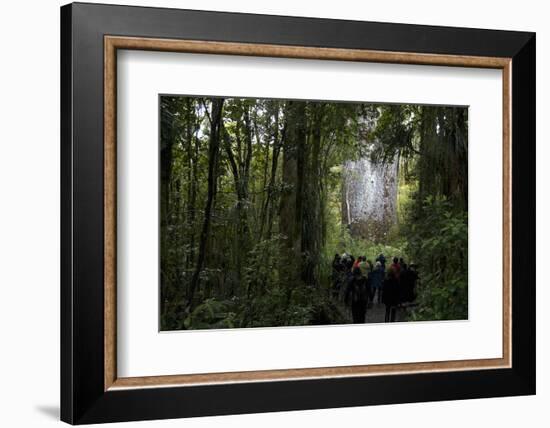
[
  {"xmin": 260, "ymin": 108, "xmax": 284, "ymax": 240},
  {"xmin": 184, "ymin": 100, "xmax": 194, "ymax": 274},
  {"xmin": 458, "ymin": 108, "xmax": 468, "ymax": 210},
  {"xmin": 279, "ymin": 101, "xmax": 306, "ymax": 302},
  {"xmin": 187, "ymin": 98, "xmax": 224, "ymax": 310},
  {"xmin": 258, "ymin": 109, "xmax": 273, "ymax": 237},
  {"xmin": 160, "ymin": 118, "xmax": 174, "ymax": 237},
  {"xmin": 222, "ymin": 119, "xmax": 251, "ymax": 289},
  {"xmin": 159, "ymin": 99, "xmax": 175, "ymax": 320}
]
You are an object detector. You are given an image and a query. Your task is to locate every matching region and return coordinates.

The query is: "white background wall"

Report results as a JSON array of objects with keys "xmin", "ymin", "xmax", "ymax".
[{"xmin": 0, "ymin": 0, "xmax": 546, "ymax": 426}]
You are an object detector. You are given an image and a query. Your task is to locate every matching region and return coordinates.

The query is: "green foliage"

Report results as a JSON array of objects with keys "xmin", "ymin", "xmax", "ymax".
[
  {"xmin": 183, "ymin": 298, "xmax": 236, "ymax": 330},
  {"xmin": 370, "ymin": 104, "xmax": 419, "ymax": 164},
  {"xmin": 405, "ymin": 196, "xmax": 468, "ymax": 321},
  {"xmin": 397, "ymin": 176, "xmax": 417, "ymax": 225},
  {"xmin": 178, "ymin": 233, "xmax": 348, "ymax": 330},
  {"xmin": 181, "ymin": 287, "xmax": 348, "ymax": 330},
  {"xmin": 323, "ymin": 223, "xmax": 406, "ymax": 267}
]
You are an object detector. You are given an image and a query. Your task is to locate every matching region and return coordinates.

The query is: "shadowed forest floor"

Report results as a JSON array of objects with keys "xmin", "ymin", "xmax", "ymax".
[{"xmin": 336, "ymin": 300, "xmax": 406, "ymax": 324}]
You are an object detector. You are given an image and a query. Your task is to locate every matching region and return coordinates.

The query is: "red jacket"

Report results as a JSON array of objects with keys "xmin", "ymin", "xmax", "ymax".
[{"xmin": 390, "ymin": 263, "xmax": 401, "ymax": 279}]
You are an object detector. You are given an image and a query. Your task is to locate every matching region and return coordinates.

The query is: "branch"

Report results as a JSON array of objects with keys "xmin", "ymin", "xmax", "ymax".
[
  {"xmin": 199, "ymin": 98, "xmax": 213, "ymax": 125},
  {"xmin": 221, "ymin": 124, "xmax": 240, "ymax": 184}
]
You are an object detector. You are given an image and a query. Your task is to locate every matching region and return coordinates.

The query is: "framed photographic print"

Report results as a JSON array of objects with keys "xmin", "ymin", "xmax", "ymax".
[{"xmin": 60, "ymin": 2, "xmax": 535, "ymax": 424}]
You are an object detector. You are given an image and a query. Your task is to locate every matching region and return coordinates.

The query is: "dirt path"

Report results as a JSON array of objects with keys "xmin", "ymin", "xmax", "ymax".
[
  {"xmin": 337, "ymin": 300, "xmax": 406, "ymax": 324},
  {"xmin": 365, "ymin": 302, "xmax": 386, "ymax": 323}
]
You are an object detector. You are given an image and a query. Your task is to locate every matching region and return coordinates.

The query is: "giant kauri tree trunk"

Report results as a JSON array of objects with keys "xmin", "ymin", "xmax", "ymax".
[{"xmin": 342, "ymin": 146, "xmax": 399, "ymax": 242}]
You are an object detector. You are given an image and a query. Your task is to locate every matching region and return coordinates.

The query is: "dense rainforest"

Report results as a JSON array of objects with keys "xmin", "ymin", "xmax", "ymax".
[{"xmin": 160, "ymin": 96, "xmax": 468, "ymax": 330}]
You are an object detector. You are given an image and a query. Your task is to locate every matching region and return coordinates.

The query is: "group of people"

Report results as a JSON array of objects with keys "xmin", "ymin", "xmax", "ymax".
[{"xmin": 331, "ymin": 252, "xmax": 418, "ymax": 323}]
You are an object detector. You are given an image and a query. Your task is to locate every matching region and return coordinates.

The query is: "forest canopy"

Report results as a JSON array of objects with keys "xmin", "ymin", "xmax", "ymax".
[{"xmin": 160, "ymin": 96, "xmax": 468, "ymax": 330}]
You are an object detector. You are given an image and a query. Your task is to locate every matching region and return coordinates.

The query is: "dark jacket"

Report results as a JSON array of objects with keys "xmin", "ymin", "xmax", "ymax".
[
  {"xmin": 369, "ymin": 267, "xmax": 384, "ymax": 289},
  {"xmin": 382, "ymin": 276, "xmax": 400, "ymax": 306},
  {"xmin": 400, "ymin": 268, "xmax": 418, "ymax": 302},
  {"xmin": 376, "ymin": 254, "xmax": 386, "ymax": 269},
  {"xmin": 346, "ymin": 274, "xmax": 369, "ymax": 305}
]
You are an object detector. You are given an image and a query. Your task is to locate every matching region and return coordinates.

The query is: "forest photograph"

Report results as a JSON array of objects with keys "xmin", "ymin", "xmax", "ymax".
[{"xmin": 159, "ymin": 95, "xmax": 468, "ymax": 331}]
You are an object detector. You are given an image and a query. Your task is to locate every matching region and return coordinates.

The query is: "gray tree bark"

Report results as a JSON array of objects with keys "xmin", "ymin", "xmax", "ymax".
[{"xmin": 342, "ymin": 148, "xmax": 399, "ymax": 242}]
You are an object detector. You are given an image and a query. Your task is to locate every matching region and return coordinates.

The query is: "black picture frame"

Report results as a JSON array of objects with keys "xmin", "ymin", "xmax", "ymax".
[{"xmin": 61, "ymin": 2, "xmax": 535, "ymax": 424}]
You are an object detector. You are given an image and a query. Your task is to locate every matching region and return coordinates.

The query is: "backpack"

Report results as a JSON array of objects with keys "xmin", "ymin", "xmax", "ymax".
[{"xmin": 350, "ymin": 277, "xmax": 368, "ymax": 303}]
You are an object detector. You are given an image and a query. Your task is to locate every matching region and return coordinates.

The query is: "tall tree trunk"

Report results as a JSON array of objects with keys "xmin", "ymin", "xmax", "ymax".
[
  {"xmin": 184, "ymin": 100, "xmax": 195, "ymax": 275},
  {"xmin": 159, "ymin": 99, "xmax": 175, "ymax": 320},
  {"xmin": 187, "ymin": 98, "xmax": 224, "ymax": 310},
  {"xmin": 301, "ymin": 104, "xmax": 323, "ymax": 286},
  {"xmin": 160, "ymin": 113, "xmax": 174, "ymax": 240},
  {"xmin": 417, "ymin": 106, "xmax": 437, "ymax": 214},
  {"xmin": 457, "ymin": 108, "xmax": 468, "ymax": 210},
  {"xmin": 279, "ymin": 101, "xmax": 306, "ymax": 298},
  {"xmin": 222, "ymin": 109, "xmax": 252, "ymax": 290},
  {"xmin": 260, "ymin": 107, "xmax": 284, "ymax": 240}
]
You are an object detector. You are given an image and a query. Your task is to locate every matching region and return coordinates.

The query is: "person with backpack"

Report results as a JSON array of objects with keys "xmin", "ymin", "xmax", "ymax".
[
  {"xmin": 358, "ymin": 257, "xmax": 370, "ymax": 277},
  {"xmin": 376, "ymin": 253, "xmax": 386, "ymax": 270},
  {"xmin": 390, "ymin": 256, "xmax": 401, "ymax": 280},
  {"xmin": 352, "ymin": 255, "xmax": 362, "ymax": 271},
  {"xmin": 369, "ymin": 261, "xmax": 385, "ymax": 304},
  {"xmin": 382, "ymin": 267, "xmax": 400, "ymax": 322},
  {"xmin": 345, "ymin": 267, "xmax": 369, "ymax": 323},
  {"xmin": 331, "ymin": 253, "xmax": 344, "ymax": 299},
  {"xmin": 402, "ymin": 263, "xmax": 419, "ymax": 303}
]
